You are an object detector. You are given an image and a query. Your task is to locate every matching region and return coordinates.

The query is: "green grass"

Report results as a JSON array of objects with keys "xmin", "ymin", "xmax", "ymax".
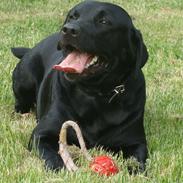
[{"xmin": 0, "ymin": 0, "xmax": 183, "ymax": 182}]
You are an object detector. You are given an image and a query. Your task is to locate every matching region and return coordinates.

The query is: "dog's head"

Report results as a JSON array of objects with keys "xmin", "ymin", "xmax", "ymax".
[{"xmin": 54, "ymin": 1, "xmax": 148, "ymax": 86}]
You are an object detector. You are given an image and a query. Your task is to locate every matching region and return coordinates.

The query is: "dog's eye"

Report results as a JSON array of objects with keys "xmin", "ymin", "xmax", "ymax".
[
  {"xmin": 69, "ymin": 11, "xmax": 79, "ymax": 20},
  {"xmin": 99, "ymin": 18, "xmax": 109, "ymax": 25}
]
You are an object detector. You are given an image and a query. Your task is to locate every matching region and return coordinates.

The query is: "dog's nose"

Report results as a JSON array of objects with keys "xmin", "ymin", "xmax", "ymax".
[{"xmin": 62, "ymin": 23, "xmax": 80, "ymax": 37}]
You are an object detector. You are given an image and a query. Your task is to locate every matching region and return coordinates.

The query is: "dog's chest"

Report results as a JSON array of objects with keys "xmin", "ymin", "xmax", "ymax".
[
  {"xmin": 70, "ymin": 89, "xmax": 127, "ymax": 123},
  {"xmin": 66, "ymin": 86, "xmax": 135, "ymax": 145},
  {"xmin": 71, "ymin": 93, "xmax": 128, "ymax": 132}
]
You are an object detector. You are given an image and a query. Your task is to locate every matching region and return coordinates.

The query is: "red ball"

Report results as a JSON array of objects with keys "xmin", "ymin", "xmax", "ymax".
[{"xmin": 89, "ymin": 155, "xmax": 119, "ymax": 176}]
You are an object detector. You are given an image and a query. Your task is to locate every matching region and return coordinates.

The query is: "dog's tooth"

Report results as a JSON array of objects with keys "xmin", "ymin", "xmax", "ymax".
[
  {"xmin": 92, "ymin": 56, "xmax": 98, "ymax": 64},
  {"xmin": 85, "ymin": 56, "xmax": 98, "ymax": 69},
  {"xmin": 86, "ymin": 62, "xmax": 93, "ymax": 68},
  {"xmin": 85, "ymin": 63, "xmax": 90, "ymax": 68},
  {"xmin": 85, "ymin": 63, "xmax": 89, "ymax": 68}
]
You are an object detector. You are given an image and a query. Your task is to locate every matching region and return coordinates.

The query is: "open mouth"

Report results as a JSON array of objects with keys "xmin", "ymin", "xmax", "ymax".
[{"xmin": 53, "ymin": 45, "xmax": 108, "ymax": 75}]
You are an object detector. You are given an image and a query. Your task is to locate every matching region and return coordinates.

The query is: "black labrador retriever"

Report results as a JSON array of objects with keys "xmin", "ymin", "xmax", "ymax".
[{"xmin": 11, "ymin": 1, "xmax": 148, "ymax": 172}]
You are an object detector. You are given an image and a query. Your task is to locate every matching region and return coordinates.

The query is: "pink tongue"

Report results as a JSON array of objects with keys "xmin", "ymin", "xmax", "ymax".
[{"xmin": 53, "ymin": 51, "xmax": 93, "ymax": 73}]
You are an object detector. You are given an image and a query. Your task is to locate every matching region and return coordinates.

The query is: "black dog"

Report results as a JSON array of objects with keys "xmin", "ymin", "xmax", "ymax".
[{"xmin": 11, "ymin": 1, "xmax": 148, "ymax": 172}]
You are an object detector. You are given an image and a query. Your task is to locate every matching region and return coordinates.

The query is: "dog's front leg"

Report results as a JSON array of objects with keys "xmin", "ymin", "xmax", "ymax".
[
  {"xmin": 28, "ymin": 118, "xmax": 65, "ymax": 171},
  {"xmin": 122, "ymin": 143, "xmax": 148, "ymax": 174}
]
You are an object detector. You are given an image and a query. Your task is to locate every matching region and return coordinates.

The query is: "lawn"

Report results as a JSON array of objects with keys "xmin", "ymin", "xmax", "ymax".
[{"xmin": 0, "ymin": 0, "xmax": 183, "ymax": 182}]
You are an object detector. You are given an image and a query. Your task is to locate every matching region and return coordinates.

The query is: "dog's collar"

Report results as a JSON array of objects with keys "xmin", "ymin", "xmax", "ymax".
[
  {"xmin": 78, "ymin": 71, "xmax": 131, "ymax": 103},
  {"xmin": 105, "ymin": 70, "xmax": 134, "ymax": 103},
  {"xmin": 96, "ymin": 83, "xmax": 125, "ymax": 103},
  {"xmin": 108, "ymin": 84, "xmax": 125, "ymax": 103}
]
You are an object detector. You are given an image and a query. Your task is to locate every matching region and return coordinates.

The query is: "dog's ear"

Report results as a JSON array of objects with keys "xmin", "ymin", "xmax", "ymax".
[
  {"xmin": 128, "ymin": 28, "xmax": 148, "ymax": 69},
  {"xmin": 11, "ymin": 47, "xmax": 31, "ymax": 59}
]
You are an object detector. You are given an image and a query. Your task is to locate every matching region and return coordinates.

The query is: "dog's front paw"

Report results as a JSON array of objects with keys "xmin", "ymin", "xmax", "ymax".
[
  {"xmin": 45, "ymin": 155, "xmax": 65, "ymax": 172},
  {"xmin": 15, "ymin": 103, "xmax": 31, "ymax": 113},
  {"xmin": 127, "ymin": 161, "xmax": 145, "ymax": 175}
]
